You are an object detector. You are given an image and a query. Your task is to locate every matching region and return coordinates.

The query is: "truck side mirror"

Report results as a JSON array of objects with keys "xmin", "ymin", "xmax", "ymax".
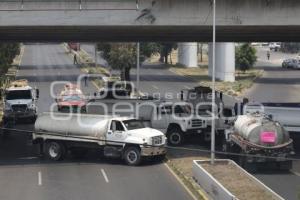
[{"xmin": 36, "ymin": 89, "xmax": 39, "ymax": 99}]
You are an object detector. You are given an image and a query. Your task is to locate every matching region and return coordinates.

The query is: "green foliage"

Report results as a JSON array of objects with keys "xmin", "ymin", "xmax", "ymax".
[
  {"xmin": 159, "ymin": 43, "xmax": 177, "ymax": 64},
  {"xmin": 140, "ymin": 42, "xmax": 161, "ymax": 58},
  {"xmin": 108, "ymin": 43, "xmax": 136, "ymax": 71},
  {"xmin": 235, "ymin": 43, "xmax": 257, "ymax": 72},
  {"xmin": 0, "ymin": 43, "xmax": 20, "ymax": 74},
  {"xmin": 97, "ymin": 42, "xmax": 161, "ymax": 81}
]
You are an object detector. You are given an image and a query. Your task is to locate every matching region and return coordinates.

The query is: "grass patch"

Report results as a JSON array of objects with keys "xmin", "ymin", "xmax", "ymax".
[
  {"xmin": 171, "ymin": 66, "xmax": 263, "ymax": 96},
  {"xmin": 167, "ymin": 148, "xmax": 210, "ymax": 200},
  {"xmin": 81, "ymin": 65, "xmax": 110, "ymax": 77}
]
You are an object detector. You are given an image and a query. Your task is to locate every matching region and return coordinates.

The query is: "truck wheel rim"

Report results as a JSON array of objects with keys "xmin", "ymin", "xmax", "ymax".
[
  {"xmin": 49, "ymin": 144, "xmax": 59, "ymax": 158},
  {"xmin": 170, "ymin": 132, "xmax": 181, "ymax": 145},
  {"xmin": 222, "ymin": 143, "xmax": 227, "ymax": 152},
  {"xmin": 127, "ymin": 151, "xmax": 138, "ymax": 164}
]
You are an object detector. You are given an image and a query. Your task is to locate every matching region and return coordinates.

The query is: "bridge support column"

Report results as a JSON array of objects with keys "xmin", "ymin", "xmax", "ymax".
[
  {"xmin": 178, "ymin": 43, "xmax": 198, "ymax": 67},
  {"xmin": 208, "ymin": 43, "xmax": 235, "ymax": 82}
]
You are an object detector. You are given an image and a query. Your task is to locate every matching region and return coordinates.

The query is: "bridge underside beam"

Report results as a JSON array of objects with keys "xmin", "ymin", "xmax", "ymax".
[{"xmin": 2, "ymin": 26, "xmax": 300, "ymax": 42}]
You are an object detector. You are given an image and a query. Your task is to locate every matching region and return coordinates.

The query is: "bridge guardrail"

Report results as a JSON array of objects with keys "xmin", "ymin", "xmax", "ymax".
[{"xmin": 0, "ymin": 0, "xmax": 139, "ymax": 11}]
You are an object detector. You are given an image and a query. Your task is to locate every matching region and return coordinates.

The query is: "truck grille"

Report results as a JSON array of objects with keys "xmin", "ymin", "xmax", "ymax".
[
  {"xmin": 192, "ymin": 119, "xmax": 203, "ymax": 127},
  {"xmin": 152, "ymin": 136, "xmax": 163, "ymax": 145},
  {"xmin": 12, "ymin": 104, "xmax": 27, "ymax": 112}
]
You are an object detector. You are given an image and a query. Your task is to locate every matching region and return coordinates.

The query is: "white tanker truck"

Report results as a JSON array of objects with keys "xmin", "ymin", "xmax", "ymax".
[
  {"xmin": 223, "ymin": 113, "xmax": 294, "ymax": 170},
  {"xmin": 32, "ymin": 112, "xmax": 167, "ymax": 166}
]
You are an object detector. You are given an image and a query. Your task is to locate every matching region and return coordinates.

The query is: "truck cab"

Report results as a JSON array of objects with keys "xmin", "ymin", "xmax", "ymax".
[
  {"xmin": 3, "ymin": 79, "xmax": 39, "ymax": 123},
  {"xmin": 149, "ymin": 102, "xmax": 207, "ymax": 146}
]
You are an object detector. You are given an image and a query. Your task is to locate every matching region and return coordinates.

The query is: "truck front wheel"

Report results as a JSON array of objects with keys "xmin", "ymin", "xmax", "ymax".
[
  {"xmin": 167, "ymin": 128, "xmax": 184, "ymax": 146},
  {"xmin": 45, "ymin": 141, "xmax": 66, "ymax": 161},
  {"xmin": 123, "ymin": 146, "xmax": 141, "ymax": 166}
]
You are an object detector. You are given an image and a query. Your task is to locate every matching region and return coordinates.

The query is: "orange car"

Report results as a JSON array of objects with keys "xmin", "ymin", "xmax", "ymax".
[{"xmin": 56, "ymin": 84, "xmax": 87, "ymax": 113}]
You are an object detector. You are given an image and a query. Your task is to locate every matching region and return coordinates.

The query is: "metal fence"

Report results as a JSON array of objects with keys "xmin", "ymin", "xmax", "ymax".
[{"xmin": 0, "ymin": 0, "xmax": 139, "ymax": 11}]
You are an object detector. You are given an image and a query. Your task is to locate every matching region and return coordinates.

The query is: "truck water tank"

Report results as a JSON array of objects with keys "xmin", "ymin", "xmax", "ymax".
[
  {"xmin": 35, "ymin": 112, "xmax": 111, "ymax": 139},
  {"xmin": 234, "ymin": 114, "xmax": 290, "ymax": 146}
]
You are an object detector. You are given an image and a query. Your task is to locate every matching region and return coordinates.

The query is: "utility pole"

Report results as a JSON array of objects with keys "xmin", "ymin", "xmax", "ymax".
[
  {"xmin": 211, "ymin": 0, "xmax": 216, "ymax": 165},
  {"xmin": 94, "ymin": 44, "xmax": 97, "ymax": 68},
  {"xmin": 200, "ymin": 43, "xmax": 203, "ymax": 62},
  {"xmin": 136, "ymin": 42, "xmax": 140, "ymax": 97}
]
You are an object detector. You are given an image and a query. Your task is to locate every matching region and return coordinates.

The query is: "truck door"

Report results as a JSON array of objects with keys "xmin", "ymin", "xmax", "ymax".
[
  {"xmin": 107, "ymin": 120, "xmax": 127, "ymax": 145},
  {"xmin": 151, "ymin": 105, "xmax": 171, "ymax": 132}
]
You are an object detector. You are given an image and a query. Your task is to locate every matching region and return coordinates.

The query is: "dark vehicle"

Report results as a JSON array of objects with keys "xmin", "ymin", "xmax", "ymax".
[
  {"xmin": 97, "ymin": 81, "xmax": 131, "ymax": 99},
  {"xmin": 282, "ymin": 58, "xmax": 300, "ymax": 69}
]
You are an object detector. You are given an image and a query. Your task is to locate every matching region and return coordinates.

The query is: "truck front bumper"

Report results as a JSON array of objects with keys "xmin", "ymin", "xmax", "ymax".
[
  {"xmin": 141, "ymin": 145, "xmax": 167, "ymax": 156},
  {"xmin": 4, "ymin": 110, "xmax": 36, "ymax": 119}
]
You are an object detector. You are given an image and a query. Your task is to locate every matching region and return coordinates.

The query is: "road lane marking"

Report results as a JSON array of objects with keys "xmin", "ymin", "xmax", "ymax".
[
  {"xmin": 38, "ymin": 171, "xmax": 42, "ymax": 186},
  {"xmin": 101, "ymin": 169, "xmax": 109, "ymax": 183},
  {"xmin": 152, "ymin": 85, "xmax": 159, "ymax": 89}
]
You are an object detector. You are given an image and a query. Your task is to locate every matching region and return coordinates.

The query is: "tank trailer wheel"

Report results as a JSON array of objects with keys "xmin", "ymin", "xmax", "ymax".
[
  {"xmin": 45, "ymin": 141, "xmax": 66, "ymax": 161},
  {"xmin": 124, "ymin": 146, "xmax": 141, "ymax": 166}
]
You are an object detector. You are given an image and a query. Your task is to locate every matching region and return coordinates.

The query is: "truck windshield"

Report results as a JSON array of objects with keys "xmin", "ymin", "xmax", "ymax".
[
  {"xmin": 62, "ymin": 95, "xmax": 83, "ymax": 101},
  {"xmin": 123, "ymin": 120, "xmax": 145, "ymax": 130},
  {"xmin": 175, "ymin": 105, "xmax": 191, "ymax": 114},
  {"xmin": 6, "ymin": 90, "xmax": 32, "ymax": 100}
]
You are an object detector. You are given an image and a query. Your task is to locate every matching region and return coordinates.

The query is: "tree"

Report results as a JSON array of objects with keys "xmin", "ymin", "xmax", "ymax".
[
  {"xmin": 97, "ymin": 42, "xmax": 160, "ymax": 81},
  {"xmin": 0, "ymin": 43, "xmax": 20, "ymax": 74},
  {"xmin": 159, "ymin": 43, "xmax": 177, "ymax": 64},
  {"xmin": 235, "ymin": 43, "xmax": 257, "ymax": 72}
]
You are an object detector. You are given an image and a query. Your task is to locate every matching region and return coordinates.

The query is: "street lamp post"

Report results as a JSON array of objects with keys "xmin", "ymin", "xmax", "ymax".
[
  {"xmin": 211, "ymin": 0, "xmax": 216, "ymax": 165},
  {"xmin": 94, "ymin": 44, "xmax": 97, "ymax": 68},
  {"xmin": 136, "ymin": 42, "xmax": 140, "ymax": 97}
]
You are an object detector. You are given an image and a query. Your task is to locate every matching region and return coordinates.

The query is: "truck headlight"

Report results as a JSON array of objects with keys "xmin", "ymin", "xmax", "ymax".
[
  {"xmin": 28, "ymin": 104, "xmax": 36, "ymax": 110},
  {"xmin": 152, "ymin": 136, "xmax": 163, "ymax": 145}
]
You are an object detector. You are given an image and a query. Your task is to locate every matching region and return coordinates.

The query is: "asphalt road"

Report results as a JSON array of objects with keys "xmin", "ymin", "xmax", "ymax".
[
  {"xmin": 131, "ymin": 63, "xmax": 198, "ymax": 99},
  {"xmin": 84, "ymin": 44, "xmax": 300, "ymax": 200},
  {"xmin": 0, "ymin": 44, "xmax": 193, "ymax": 200},
  {"xmin": 5, "ymin": 44, "xmax": 300, "ymax": 200},
  {"xmin": 246, "ymin": 47, "xmax": 300, "ymax": 102},
  {"xmin": 244, "ymin": 46, "xmax": 300, "ymax": 200},
  {"xmin": 80, "ymin": 43, "xmax": 108, "ymax": 67},
  {"xmin": 131, "ymin": 47, "xmax": 300, "ymax": 200}
]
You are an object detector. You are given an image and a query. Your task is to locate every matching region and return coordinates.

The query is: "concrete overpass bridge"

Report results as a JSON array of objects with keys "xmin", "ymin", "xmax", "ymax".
[
  {"xmin": 1, "ymin": 0, "xmax": 299, "ymax": 82},
  {"xmin": 1, "ymin": 0, "xmax": 300, "ymax": 42}
]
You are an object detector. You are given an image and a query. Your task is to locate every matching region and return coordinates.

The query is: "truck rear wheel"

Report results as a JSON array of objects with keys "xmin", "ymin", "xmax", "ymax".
[
  {"xmin": 123, "ymin": 146, "xmax": 141, "ymax": 166},
  {"xmin": 45, "ymin": 141, "xmax": 66, "ymax": 161},
  {"xmin": 167, "ymin": 128, "xmax": 184, "ymax": 146}
]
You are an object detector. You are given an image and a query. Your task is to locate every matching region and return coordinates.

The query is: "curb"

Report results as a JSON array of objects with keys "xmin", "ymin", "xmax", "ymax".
[{"xmin": 166, "ymin": 158, "xmax": 210, "ymax": 200}]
